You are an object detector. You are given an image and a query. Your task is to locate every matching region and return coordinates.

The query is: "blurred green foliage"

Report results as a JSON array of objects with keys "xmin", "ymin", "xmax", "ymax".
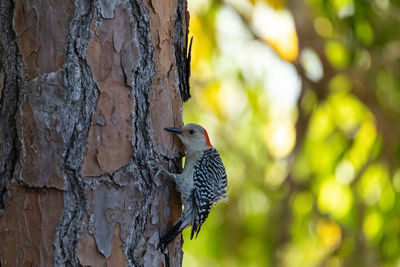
[{"xmin": 181, "ymin": 0, "xmax": 400, "ymax": 266}]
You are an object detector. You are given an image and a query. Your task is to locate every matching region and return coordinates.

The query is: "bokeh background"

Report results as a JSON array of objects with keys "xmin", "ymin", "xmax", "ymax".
[{"xmin": 180, "ymin": 0, "xmax": 400, "ymax": 266}]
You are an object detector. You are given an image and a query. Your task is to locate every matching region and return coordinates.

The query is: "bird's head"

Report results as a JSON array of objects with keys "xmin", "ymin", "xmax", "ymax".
[{"xmin": 165, "ymin": 123, "xmax": 213, "ymax": 152}]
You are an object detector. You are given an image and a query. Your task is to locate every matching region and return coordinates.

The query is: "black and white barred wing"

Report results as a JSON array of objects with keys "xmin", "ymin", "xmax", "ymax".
[{"xmin": 190, "ymin": 148, "xmax": 228, "ymax": 239}]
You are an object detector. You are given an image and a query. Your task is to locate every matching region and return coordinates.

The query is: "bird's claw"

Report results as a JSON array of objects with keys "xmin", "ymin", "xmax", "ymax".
[{"xmin": 150, "ymin": 159, "xmax": 169, "ymax": 179}]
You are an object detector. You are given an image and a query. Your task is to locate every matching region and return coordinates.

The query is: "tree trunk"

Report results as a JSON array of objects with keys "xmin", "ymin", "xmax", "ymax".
[{"xmin": 0, "ymin": 0, "xmax": 190, "ymax": 266}]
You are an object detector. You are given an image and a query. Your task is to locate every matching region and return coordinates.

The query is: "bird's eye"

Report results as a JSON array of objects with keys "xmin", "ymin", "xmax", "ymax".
[{"xmin": 189, "ymin": 130, "xmax": 195, "ymax": 135}]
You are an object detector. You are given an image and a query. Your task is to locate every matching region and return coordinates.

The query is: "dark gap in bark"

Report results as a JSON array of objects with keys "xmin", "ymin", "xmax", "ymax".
[
  {"xmin": 124, "ymin": 0, "xmax": 156, "ymax": 265},
  {"xmin": 53, "ymin": 0, "xmax": 97, "ymax": 265},
  {"xmin": 0, "ymin": 0, "xmax": 22, "ymax": 213},
  {"xmin": 174, "ymin": 0, "xmax": 191, "ymax": 102}
]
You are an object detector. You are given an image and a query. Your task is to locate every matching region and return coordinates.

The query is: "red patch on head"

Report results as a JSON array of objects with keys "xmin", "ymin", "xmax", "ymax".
[{"xmin": 203, "ymin": 129, "xmax": 213, "ymax": 147}]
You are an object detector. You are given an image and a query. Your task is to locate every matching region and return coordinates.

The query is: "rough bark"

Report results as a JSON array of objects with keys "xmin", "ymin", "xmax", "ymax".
[{"xmin": 0, "ymin": 0, "xmax": 189, "ymax": 266}]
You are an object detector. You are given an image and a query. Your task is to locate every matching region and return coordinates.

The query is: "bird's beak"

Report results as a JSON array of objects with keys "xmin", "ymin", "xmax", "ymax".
[{"xmin": 164, "ymin": 127, "xmax": 184, "ymax": 135}]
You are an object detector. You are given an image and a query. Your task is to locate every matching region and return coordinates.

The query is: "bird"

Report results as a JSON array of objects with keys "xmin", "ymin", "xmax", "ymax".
[{"xmin": 157, "ymin": 123, "xmax": 227, "ymax": 250}]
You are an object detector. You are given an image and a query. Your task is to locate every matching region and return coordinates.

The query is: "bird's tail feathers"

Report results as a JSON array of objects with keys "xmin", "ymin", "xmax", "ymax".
[
  {"xmin": 158, "ymin": 218, "xmax": 185, "ymax": 251},
  {"xmin": 190, "ymin": 220, "xmax": 203, "ymax": 240}
]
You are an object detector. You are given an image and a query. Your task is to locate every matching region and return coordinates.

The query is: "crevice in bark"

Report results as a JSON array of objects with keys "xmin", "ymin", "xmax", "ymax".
[
  {"xmin": 53, "ymin": 0, "xmax": 97, "ymax": 265},
  {"xmin": 124, "ymin": 0, "xmax": 156, "ymax": 265},
  {"xmin": 0, "ymin": 0, "xmax": 22, "ymax": 214},
  {"xmin": 129, "ymin": 0, "xmax": 154, "ymax": 162},
  {"xmin": 174, "ymin": 0, "xmax": 191, "ymax": 102}
]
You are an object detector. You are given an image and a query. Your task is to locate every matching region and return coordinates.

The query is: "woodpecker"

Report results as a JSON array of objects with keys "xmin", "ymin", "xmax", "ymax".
[{"xmin": 157, "ymin": 123, "xmax": 227, "ymax": 250}]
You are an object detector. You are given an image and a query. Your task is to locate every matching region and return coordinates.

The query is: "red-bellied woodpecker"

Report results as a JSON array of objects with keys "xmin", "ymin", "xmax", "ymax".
[{"xmin": 157, "ymin": 123, "xmax": 228, "ymax": 250}]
